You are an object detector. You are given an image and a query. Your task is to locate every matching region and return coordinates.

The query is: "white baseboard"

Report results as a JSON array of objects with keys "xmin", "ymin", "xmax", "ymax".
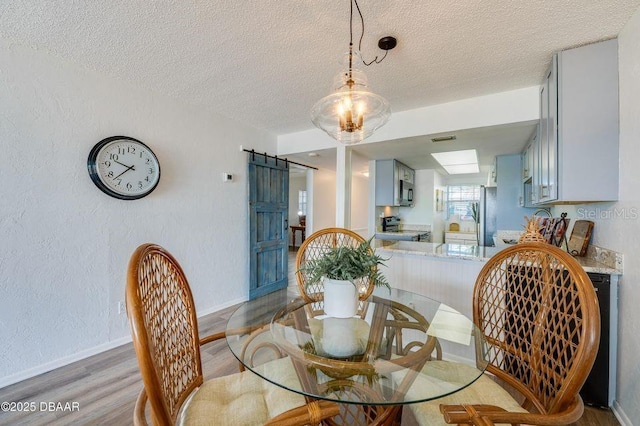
[
  {"xmin": 612, "ymin": 400, "xmax": 631, "ymax": 426},
  {"xmin": 0, "ymin": 335, "xmax": 132, "ymax": 389},
  {"xmin": 197, "ymin": 296, "xmax": 247, "ymax": 317},
  {"xmin": 0, "ymin": 296, "xmax": 248, "ymax": 390}
]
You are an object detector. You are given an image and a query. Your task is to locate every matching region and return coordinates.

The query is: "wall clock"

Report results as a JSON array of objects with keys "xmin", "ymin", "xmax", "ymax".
[{"xmin": 87, "ymin": 136, "xmax": 161, "ymax": 200}]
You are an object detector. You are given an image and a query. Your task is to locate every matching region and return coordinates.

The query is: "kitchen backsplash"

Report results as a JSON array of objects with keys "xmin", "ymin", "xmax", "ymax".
[
  {"xmin": 496, "ymin": 230, "xmax": 623, "ymax": 273},
  {"xmin": 585, "ymin": 245, "xmax": 623, "ymax": 273}
]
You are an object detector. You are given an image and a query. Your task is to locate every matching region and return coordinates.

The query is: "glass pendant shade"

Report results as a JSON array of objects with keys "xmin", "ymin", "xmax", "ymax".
[{"xmin": 311, "ymin": 52, "xmax": 391, "ymax": 144}]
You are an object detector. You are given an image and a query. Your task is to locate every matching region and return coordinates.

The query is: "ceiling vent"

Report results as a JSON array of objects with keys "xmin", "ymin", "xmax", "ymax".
[{"xmin": 431, "ymin": 135, "xmax": 457, "ymax": 143}]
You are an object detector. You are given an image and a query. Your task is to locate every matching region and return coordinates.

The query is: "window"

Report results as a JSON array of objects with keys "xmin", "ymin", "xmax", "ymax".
[
  {"xmin": 298, "ymin": 190, "xmax": 307, "ymax": 216},
  {"xmin": 446, "ymin": 185, "xmax": 481, "ymax": 220}
]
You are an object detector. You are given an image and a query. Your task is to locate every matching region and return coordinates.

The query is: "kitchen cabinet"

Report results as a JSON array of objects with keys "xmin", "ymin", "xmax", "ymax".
[
  {"xmin": 522, "ymin": 128, "xmax": 535, "ymax": 183},
  {"xmin": 375, "ymin": 159, "xmax": 415, "ymax": 206},
  {"xmin": 397, "ymin": 162, "xmax": 415, "ymax": 184},
  {"xmin": 537, "ymin": 54, "xmax": 558, "ymax": 203},
  {"xmin": 521, "ymin": 128, "xmax": 537, "ymax": 207},
  {"xmin": 521, "ymin": 182, "xmax": 535, "ymax": 208},
  {"xmin": 533, "ymin": 38, "xmax": 619, "ymax": 204},
  {"xmin": 444, "ymin": 232, "xmax": 477, "ymax": 245}
]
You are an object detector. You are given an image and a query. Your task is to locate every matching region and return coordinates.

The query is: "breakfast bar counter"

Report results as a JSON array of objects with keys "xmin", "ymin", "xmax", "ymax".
[
  {"xmin": 375, "ymin": 240, "xmax": 622, "ymax": 275},
  {"xmin": 374, "ymin": 238, "xmax": 621, "ymax": 408}
]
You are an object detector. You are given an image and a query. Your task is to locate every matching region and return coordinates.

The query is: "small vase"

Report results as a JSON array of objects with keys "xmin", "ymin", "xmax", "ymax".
[
  {"xmin": 321, "ymin": 317, "xmax": 359, "ymax": 357},
  {"xmin": 323, "ymin": 277, "xmax": 358, "ymax": 318}
]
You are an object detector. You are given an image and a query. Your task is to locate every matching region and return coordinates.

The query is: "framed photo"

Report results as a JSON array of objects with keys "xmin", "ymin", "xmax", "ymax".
[{"xmin": 436, "ymin": 189, "xmax": 444, "ymax": 211}]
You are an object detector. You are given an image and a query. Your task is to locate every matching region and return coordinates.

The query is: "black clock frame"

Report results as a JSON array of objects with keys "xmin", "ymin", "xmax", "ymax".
[{"xmin": 87, "ymin": 135, "xmax": 161, "ymax": 200}]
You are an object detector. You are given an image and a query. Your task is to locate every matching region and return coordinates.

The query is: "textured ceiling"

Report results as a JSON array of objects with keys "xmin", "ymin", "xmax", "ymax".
[{"xmin": 2, "ymin": 0, "xmax": 639, "ymax": 138}]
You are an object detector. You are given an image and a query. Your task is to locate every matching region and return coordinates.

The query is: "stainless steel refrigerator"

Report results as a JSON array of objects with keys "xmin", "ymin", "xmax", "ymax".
[{"xmin": 478, "ymin": 186, "xmax": 497, "ymax": 246}]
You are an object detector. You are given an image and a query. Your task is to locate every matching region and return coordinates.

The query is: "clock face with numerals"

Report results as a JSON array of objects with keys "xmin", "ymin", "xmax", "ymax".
[{"xmin": 87, "ymin": 136, "xmax": 161, "ymax": 200}]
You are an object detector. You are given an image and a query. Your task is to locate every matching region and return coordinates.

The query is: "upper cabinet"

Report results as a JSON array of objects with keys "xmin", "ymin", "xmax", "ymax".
[
  {"xmin": 532, "ymin": 38, "xmax": 619, "ymax": 205},
  {"xmin": 375, "ymin": 159, "xmax": 415, "ymax": 207},
  {"xmin": 397, "ymin": 162, "xmax": 415, "ymax": 184},
  {"xmin": 522, "ymin": 128, "xmax": 535, "ymax": 183}
]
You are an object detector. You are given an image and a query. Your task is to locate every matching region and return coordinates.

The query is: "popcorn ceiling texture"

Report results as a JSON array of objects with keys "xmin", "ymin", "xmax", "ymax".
[
  {"xmin": 2, "ymin": 3, "xmax": 640, "ymax": 420},
  {"xmin": 0, "ymin": 0, "xmax": 638, "ymax": 135}
]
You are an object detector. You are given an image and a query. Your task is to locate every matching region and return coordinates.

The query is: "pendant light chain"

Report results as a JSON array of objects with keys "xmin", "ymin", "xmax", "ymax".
[
  {"xmin": 310, "ymin": 0, "xmax": 395, "ymax": 144},
  {"xmin": 348, "ymin": 0, "xmax": 354, "ymax": 83},
  {"xmin": 353, "ymin": 0, "xmax": 389, "ymax": 66}
]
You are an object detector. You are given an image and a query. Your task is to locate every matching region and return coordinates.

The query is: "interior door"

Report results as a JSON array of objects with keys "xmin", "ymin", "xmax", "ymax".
[{"xmin": 248, "ymin": 154, "xmax": 289, "ymax": 299}]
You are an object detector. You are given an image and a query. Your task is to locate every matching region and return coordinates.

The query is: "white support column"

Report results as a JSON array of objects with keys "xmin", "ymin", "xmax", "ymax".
[
  {"xmin": 335, "ymin": 145, "xmax": 352, "ymax": 228},
  {"xmin": 306, "ymin": 168, "xmax": 314, "ymax": 234}
]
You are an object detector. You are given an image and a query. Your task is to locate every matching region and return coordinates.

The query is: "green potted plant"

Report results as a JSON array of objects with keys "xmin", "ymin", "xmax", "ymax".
[
  {"xmin": 471, "ymin": 202, "xmax": 480, "ymax": 245},
  {"xmin": 299, "ymin": 238, "xmax": 389, "ymax": 317}
]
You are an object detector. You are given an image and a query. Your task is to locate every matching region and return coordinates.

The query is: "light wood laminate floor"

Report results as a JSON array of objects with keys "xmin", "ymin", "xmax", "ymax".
[{"xmin": 0, "ymin": 251, "xmax": 619, "ymax": 425}]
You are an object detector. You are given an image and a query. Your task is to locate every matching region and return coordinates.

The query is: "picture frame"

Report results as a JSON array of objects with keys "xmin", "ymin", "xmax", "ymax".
[{"xmin": 435, "ymin": 189, "xmax": 444, "ymax": 211}]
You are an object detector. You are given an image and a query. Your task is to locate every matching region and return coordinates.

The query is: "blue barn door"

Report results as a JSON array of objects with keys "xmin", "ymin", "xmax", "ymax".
[{"xmin": 248, "ymin": 154, "xmax": 289, "ymax": 299}]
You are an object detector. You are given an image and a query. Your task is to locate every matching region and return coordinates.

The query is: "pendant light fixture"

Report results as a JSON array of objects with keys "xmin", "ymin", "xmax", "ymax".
[{"xmin": 311, "ymin": 0, "xmax": 396, "ymax": 145}]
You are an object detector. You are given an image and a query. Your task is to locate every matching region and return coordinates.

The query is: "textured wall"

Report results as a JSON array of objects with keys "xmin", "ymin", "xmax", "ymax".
[
  {"xmin": 0, "ymin": 39, "xmax": 276, "ymax": 385},
  {"xmin": 600, "ymin": 9, "xmax": 640, "ymax": 422},
  {"xmin": 552, "ymin": 12, "xmax": 640, "ymax": 423}
]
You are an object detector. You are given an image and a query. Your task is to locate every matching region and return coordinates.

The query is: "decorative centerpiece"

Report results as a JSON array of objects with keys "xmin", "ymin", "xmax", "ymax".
[
  {"xmin": 299, "ymin": 238, "xmax": 389, "ymax": 318},
  {"xmin": 519, "ymin": 216, "xmax": 547, "ymax": 244}
]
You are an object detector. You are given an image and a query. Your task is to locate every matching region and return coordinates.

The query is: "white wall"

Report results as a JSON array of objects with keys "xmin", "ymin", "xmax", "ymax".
[
  {"xmin": 495, "ymin": 155, "xmax": 537, "ymax": 230},
  {"xmin": 562, "ymin": 13, "xmax": 640, "ymax": 423},
  {"xmin": 0, "ymin": 39, "xmax": 277, "ymax": 386},
  {"xmin": 304, "ymin": 167, "xmax": 367, "ymax": 237},
  {"xmin": 550, "ymin": 14, "xmax": 640, "ymax": 423},
  {"xmin": 288, "ymin": 175, "xmax": 307, "ymax": 244},
  {"xmin": 308, "ymin": 168, "xmax": 336, "ymax": 233},
  {"xmin": 278, "ymin": 87, "xmax": 540, "ymax": 154},
  {"xmin": 432, "ymin": 172, "xmax": 446, "ymax": 243},
  {"xmin": 400, "ymin": 169, "xmax": 436, "ymax": 226},
  {"xmin": 350, "ymin": 174, "xmax": 369, "ymax": 237}
]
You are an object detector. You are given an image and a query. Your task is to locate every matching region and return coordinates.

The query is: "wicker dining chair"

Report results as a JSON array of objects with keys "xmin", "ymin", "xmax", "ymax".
[
  {"xmin": 295, "ymin": 227, "xmax": 375, "ymax": 305},
  {"xmin": 406, "ymin": 242, "xmax": 600, "ymax": 425},
  {"xmin": 126, "ymin": 243, "xmax": 339, "ymax": 426}
]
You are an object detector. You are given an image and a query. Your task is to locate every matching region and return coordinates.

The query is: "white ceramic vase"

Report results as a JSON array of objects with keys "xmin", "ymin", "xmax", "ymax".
[
  {"xmin": 323, "ymin": 277, "xmax": 358, "ymax": 318},
  {"xmin": 321, "ymin": 317, "xmax": 359, "ymax": 357}
]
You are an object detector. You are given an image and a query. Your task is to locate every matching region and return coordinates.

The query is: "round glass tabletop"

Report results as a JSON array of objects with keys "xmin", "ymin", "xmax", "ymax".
[{"xmin": 225, "ymin": 287, "xmax": 488, "ymax": 406}]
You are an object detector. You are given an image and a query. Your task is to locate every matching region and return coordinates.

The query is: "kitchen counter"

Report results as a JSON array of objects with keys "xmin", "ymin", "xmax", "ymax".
[
  {"xmin": 375, "ymin": 241, "xmax": 620, "ymax": 409},
  {"xmin": 374, "ymin": 230, "xmax": 430, "ymax": 241},
  {"xmin": 375, "ymin": 240, "xmax": 621, "ymax": 275},
  {"xmin": 444, "ymin": 231, "xmax": 477, "ymax": 235},
  {"xmin": 377, "ymin": 241, "xmax": 499, "ymax": 261}
]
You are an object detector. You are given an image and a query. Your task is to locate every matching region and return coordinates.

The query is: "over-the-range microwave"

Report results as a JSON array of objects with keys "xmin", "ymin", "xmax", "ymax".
[{"xmin": 399, "ymin": 180, "xmax": 414, "ymax": 206}]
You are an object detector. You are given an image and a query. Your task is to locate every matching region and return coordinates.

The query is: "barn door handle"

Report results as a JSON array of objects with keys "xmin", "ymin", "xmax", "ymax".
[{"xmin": 284, "ymin": 218, "xmax": 289, "ymax": 230}]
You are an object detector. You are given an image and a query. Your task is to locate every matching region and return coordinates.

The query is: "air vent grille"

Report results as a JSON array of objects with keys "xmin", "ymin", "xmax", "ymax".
[{"xmin": 431, "ymin": 135, "xmax": 457, "ymax": 143}]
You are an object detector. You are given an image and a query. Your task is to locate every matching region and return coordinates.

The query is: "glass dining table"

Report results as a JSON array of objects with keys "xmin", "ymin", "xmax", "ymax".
[{"xmin": 225, "ymin": 287, "xmax": 488, "ymax": 425}]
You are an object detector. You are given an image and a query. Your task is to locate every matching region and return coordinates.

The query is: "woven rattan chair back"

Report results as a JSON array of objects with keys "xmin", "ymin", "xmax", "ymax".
[
  {"xmin": 295, "ymin": 228, "xmax": 375, "ymax": 304},
  {"xmin": 474, "ymin": 242, "xmax": 600, "ymax": 415},
  {"xmin": 126, "ymin": 244, "xmax": 203, "ymax": 425}
]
